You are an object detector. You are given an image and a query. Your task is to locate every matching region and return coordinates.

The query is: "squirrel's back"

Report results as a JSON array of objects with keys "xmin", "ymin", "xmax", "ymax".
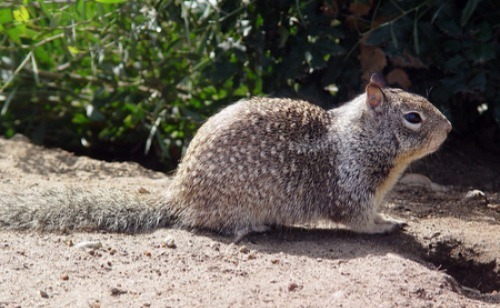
[{"xmin": 169, "ymin": 98, "xmax": 340, "ymax": 237}]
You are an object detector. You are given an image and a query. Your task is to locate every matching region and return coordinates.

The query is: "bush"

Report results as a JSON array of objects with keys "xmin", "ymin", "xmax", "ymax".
[{"xmin": 1, "ymin": 0, "xmax": 499, "ymax": 169}]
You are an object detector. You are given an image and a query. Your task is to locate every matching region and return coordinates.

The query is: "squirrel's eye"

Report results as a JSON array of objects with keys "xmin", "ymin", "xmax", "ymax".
[{"xmin": 404, "ymin": 112, "xmax": 422, "ymax": 124}]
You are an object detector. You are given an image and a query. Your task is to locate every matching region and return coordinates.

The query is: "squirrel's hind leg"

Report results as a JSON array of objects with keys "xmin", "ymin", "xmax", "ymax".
[{"xmin": 348, "ymin": 213, "xmax": 406, "ymax": 234}]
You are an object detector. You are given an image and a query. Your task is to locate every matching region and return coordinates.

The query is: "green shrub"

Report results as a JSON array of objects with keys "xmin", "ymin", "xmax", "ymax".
[{"xmin": 1, "ymin": 0, "xmax": 498, "ymax": 169}]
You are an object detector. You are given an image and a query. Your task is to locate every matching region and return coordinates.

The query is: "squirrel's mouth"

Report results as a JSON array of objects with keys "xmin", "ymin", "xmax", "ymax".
[{"xmin": 427, "ymin": 131, "xmax": 449, "ymax": 154}]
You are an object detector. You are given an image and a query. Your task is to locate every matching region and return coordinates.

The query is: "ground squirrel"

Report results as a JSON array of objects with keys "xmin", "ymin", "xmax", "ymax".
[{"xmin": 0, "ymin": 74, "xmax": 451, "ymax": 241}]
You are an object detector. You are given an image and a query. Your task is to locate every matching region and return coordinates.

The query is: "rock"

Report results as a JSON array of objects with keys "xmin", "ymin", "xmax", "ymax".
[
  {"xmin": 288, "ymin": 282, "xmax": 300, "ymax": 292},
  {"xmin": 162, "ymin": 237, "xmax": 176, "ymax": 249},
  {"xmin": 464, "ymin": 189, "xmax": 489, "ymax": 206},
  {"xmin": 74, "ymin": 241, "xmax": 103, "ymax": 250}
]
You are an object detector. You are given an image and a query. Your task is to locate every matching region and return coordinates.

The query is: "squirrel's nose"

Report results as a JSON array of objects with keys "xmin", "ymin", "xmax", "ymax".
[{"xmin": 445, "ymin": 120, "xmax": 452, "ymax": 133}]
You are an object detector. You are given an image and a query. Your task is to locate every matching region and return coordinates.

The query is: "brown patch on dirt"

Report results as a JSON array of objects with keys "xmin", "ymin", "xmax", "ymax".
[
  {"xmin": 409, "ymin": 134, "xmax": 500, "ymax": 191},
  {"xmin": 0, "ymin": 135, "xmax": 498, "ymax": 307}
]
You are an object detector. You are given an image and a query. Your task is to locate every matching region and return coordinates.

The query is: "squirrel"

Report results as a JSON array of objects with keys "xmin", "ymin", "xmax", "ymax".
[{"xmin": 0, "ymin": 73, "xmax": 451, "ymax": 242}]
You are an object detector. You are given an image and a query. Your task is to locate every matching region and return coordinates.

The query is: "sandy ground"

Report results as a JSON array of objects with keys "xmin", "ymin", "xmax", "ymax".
[{"xmin": 0, "ymin": 135, "xmax": 498, "ymax": 307}]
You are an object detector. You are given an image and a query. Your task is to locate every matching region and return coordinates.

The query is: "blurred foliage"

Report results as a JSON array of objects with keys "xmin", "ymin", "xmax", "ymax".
[{"xmin": 1, "ymin": 0, "xmax": 499, "ymax": 170}]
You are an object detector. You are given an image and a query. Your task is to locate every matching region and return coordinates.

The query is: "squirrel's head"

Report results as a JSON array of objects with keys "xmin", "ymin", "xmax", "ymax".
[{"xmin": 365, "ymin": 73, "xmax": 452, "ymax": 162}]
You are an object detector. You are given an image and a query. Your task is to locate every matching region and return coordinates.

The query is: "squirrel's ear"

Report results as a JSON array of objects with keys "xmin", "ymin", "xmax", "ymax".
[
  {"xmin": 366, "ymin": 82, "xmax": 384, "ymax": 109},
  {"xmin": 369, "ymin": 73, "xmax": 387, "ymax": 88}
]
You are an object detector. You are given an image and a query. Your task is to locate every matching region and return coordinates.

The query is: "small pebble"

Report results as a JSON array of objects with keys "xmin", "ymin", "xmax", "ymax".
[
  {"xmin": 209, "ymin": 242, "xmax": 221, "ymax": 251},
  {"xmin": 163, "ymin": 237, "xmax": 177, "ymax": 249},
  {"xmin": 40, "ymin": 290, "xmax": 49, "ymax": 298},
  {"xmin": 465, "ymin": 189, "xmax": 486, "ymax": 200},
  {"xmin": 74, "ymin": 241, "xmax": 103, "ymax": 250},
  {"xmin": 288, "ymin": 282, "xmax": 300, "ymax": 292},
  {"xmin": 464, "ymin": 189, "xmax": 489, "ymax": 206},
  {"xmin": 138, "ymin": 187, "xmax": 150, "ymax": 194},
  {"xmin": 89, "ymin": 301, "xmax": 101, "ymax": 308},
  {"xmin": 488, "ymin": 203, "xmax": 499, "ymax": 210},
  {"xmin": 110, "ymin": 287, "xmax": 127, "ymax": 296},
  {"xmin": 61, "ymin": 274, "xmax": 69, "ymax": 281},
  {"xmin": 239, "ymin": 246, "xmax": 250, "ymax": 254}
]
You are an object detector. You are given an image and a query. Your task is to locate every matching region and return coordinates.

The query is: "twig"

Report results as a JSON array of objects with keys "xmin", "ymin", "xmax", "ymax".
[
  {"xmin": 1, "ymin": 87, "xmax": 17, "ymax": 116},
  {"xmin": 0, "ymin": 51, "xmax": 32, "ymax": 93}
]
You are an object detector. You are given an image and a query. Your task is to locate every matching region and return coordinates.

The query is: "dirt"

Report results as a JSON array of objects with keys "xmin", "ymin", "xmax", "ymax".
[{"xmin": 0, "ymin": 134, "xmax": 498, "ymax": 307}]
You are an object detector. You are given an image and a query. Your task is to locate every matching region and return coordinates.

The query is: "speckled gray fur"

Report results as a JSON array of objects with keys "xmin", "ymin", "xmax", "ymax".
[{"xmin": 0, "ymin": 76, "xmax": 452, "ymax": 241}]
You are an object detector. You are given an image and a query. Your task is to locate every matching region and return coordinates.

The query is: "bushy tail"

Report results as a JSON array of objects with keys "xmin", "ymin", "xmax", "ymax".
[{"xmin": 0, "ymin": 186, "xmax": 177, "ymax": 233}]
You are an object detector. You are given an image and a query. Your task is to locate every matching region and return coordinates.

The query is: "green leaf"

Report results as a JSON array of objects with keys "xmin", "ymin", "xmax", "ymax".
[
  {"xmin": 0, "ymin": 8, "xmax": 13, "ymax": 25},
  {"xmin": 72, "ymin": 113, "xmax": 90, "ymax": 125},
  {"xmin": 6, "ymin": 28, "xmax": 22, "ymax": 44},
  {"xmin": 460, "ymin": 0, "xmax": 481, "ymax": 27},
  {"xmin": 471, "ymin": 43, "xmax": 495, "ymax": 63},
  {"xmin": 278, "ymin": 27, "xmax": 289, "ymax": 48},
  {"xmin": 50, "ymin": 12, "xmax": 62, "ymax": 29},
  {"xmin": 434, "ymin": 4, "xmax": 462, "ymax": 37},
  {"xmin": 33, "ymin": 46, "xmax": 52, "ymax": 66},
  {"xmin": 413, "ymin": 19, "xmax": 420, "ymax": 55},
  {"xmin": 13, "ymin": 6, "xmax": 30, "ymax": 22},
  {"xmin": 390, "ymin": 23, "xmax": 398, "ymax": 49},
  {"xmin": 431, "ymin": 4, "xmax": 446, "ymax": 24},
  {"xmin": 67, "ymin": 46, "xmax": 80, "ymax": 55},
  {"xmin": 123, "ymin": 114, "xmax": 133, "ymax": 127}
]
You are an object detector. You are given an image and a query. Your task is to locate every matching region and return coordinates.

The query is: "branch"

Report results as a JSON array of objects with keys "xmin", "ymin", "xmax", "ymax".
[{"xmin": 0, "ymin": 63, "xmax": 161, "ymax": 97}]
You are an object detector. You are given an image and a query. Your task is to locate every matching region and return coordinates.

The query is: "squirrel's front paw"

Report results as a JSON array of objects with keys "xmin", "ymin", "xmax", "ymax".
[{"xmin": 375, "ymin": 215, "xmax": 407, "ymax": 230}]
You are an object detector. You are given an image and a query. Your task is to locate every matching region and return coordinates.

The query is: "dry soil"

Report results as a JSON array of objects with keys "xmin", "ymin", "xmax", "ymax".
[{"xmin": 0, "ymin": 135, "xmax": 498, "ymax": 307}]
